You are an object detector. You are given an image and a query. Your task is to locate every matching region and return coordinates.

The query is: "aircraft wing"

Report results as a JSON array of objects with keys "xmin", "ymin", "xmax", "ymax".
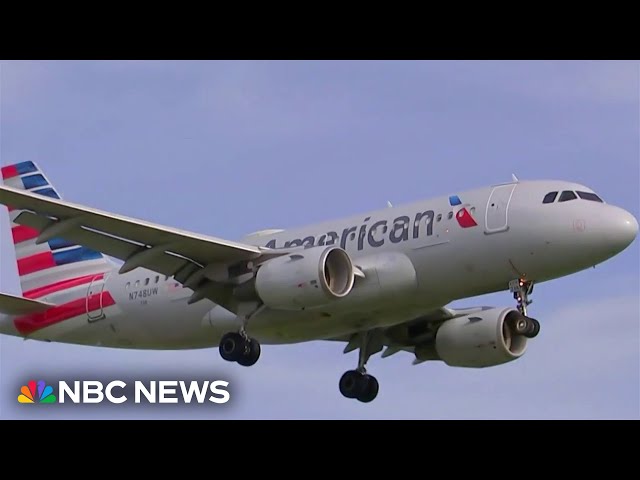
[
  {"xmin": 0, "ymin": 185, "xmax": 281, "ymax": 309},
  {"xmin": 332, "ymin": 305, "xmax": 496, "ymax": 364}
]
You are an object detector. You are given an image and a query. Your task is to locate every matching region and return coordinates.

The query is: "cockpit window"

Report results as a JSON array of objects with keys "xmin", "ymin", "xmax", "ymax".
[
  {"xmin": 558, "ymin": 190, "xmax": 577, "ymax": 202},
  {"xmin": 576, "ymin": 191, "xmax": 603, "ymax": 203},
  {"xmin": 542, "ymin": 192, "xmax": 558, "ymax": 204}
]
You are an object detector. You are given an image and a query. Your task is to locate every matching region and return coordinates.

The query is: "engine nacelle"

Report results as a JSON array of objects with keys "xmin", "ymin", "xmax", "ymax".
[
  {"xmin": 254, "ymin": 246, "xmax": 355, "ymax": 310},
  {"xmin": 431, "ymin": 307, "xmax": 529, "ymax": 368}
]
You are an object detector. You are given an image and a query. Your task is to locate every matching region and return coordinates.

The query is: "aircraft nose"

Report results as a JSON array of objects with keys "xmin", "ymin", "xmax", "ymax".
[{"xmin": 609, "ymin": 208, "xmax": 638, "ymax": 252}]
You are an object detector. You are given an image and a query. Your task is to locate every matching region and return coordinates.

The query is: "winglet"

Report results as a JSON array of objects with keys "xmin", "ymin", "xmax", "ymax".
[
  {"xmin": 387, "ymin": 201, "xmax": 393, "ymax": 208},
  {"xmin": 511, "ymin": 173, "xmax": 519, "ymax": 182},
  {"xmin": 0, "ymin": 292, "xmax": 55, "ymax": 315}
]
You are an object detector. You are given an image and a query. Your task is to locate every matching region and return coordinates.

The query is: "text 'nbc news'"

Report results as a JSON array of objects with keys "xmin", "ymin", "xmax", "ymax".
[{"xmin": 18, "ymin": 379, "xmax": 230, "ymax": 405}]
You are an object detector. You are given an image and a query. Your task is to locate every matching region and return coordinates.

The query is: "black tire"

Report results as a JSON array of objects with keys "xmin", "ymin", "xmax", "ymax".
[
  {"xmin": 339, "ymin": 370, "xmax": 364, "ymax": 399},
  {"xmin": 525, "ymin": 318, "xmax": 541, "ymax": 338},
  {"xmin": 219, "ymin": 332, "xmax": 245, "ymax": 362},
  {"xmin": 237, "ymin": 339, "xmax": 261, "ymax": 367},
  {"xmin": 356, "ymin": 375, "xmax": 379, "ymax": 403},
  {"xmin": 512, "ymin": 317, "xmax": 530, "ymax": 335}
]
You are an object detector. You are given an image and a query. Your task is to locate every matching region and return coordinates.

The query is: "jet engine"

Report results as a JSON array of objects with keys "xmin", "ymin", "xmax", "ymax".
[
  {"xmin": 415, "ymin": 307, "xmax": 533, "ymax": 368},
  {"xmin": 253, "ymin": 246, "xmax": 355, "ymax": 310}
]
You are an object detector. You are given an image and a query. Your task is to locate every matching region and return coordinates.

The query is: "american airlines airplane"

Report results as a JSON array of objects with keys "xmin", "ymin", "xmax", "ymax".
[{"xmin": 0, "ymin": 161, "xmax": 637, "ymax": 403}]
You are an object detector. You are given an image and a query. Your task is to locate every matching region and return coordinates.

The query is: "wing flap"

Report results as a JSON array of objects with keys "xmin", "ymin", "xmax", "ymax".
[
  {"xmin": 0, "ymin": 183, "xmax": 284, "ymax": 312},
  {"xmin": 0, "ymin": 185, "xmax": 263, "ymax": 265},
  {"xmin": 16, "ymin": 211, "xmax": 194, "ymax": 278},
  {"xmin": 0, "ymin": 292, "xmax": 55, "ymax": 315}
]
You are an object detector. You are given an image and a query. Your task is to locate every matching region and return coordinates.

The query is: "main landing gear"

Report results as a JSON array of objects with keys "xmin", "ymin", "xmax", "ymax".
[
  {"xmin": 509, "ymin": 278, "xmax": 540, "ymax": 338},
  {"xmin": 339, "ymin": 331, "xmax": 379, "ymax": 403},
  {"xmin": 219, "ymin": 331, "xmax": 261, "ymax": 366},
  {"xmin": 219, "ymin": 305, "xmax": 262, "ymax": 367}
]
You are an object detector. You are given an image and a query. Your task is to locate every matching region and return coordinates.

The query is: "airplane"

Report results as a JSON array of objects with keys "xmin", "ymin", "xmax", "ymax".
[{"xmin": 0, "ymin": 161, "xmax": 636, "ymax": 403}]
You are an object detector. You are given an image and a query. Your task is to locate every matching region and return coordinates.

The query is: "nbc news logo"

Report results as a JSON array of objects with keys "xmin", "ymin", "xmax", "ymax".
[
  {"xmin": 17, "ymin": 379, "xmax": 230, "ymax": 405},
  {"xmin": 18, "ymin": 380, "xmax": 57, "ymax": 404}
]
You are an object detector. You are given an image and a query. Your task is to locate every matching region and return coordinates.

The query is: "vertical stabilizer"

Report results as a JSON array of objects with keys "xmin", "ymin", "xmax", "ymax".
[{"xmin": 1, "ymin": 161, "xmax": 113, "ymax": 297}]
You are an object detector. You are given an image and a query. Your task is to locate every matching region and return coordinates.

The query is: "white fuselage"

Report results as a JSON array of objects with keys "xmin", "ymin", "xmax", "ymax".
[{"xmin": 1, "ymin": 179, "xmax": 637, "ymax": 349}]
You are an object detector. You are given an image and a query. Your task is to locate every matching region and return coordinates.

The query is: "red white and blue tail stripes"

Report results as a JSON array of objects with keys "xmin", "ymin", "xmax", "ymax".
[
  {"xmin": 2, "ymin": 161, "xmax": 111, "ymax": 291},
  {"xmin": 14, "ymin": 273, "xmax": 117, "ymax": 336}
]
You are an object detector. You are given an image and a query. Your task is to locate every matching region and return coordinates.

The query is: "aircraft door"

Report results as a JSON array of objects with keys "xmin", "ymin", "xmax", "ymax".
[
  {"xmin": 87, "ymin": 274, "xmax": 108, "ymax": 322},
  {"xmin": 484, "ymin": 183, "xmax": 517, "ymax": 234}
]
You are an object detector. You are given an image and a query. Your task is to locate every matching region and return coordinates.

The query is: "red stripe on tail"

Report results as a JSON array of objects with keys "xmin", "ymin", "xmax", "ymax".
[
  {"xmin": 14, "ymin": 292, "xmax": 116, "ymax": 335},
  {"xmin": 23, "ymin": 273, "xmax": 104, "ymax": 299},
  {"xmin": 12, "ymin": 225, "xmax": 40, "ymax": 244},
  {"xmin": 1, "ymin": 165, "xmax": 18, "ymax": 179},
  {"xmin": 17, "ymin": 252, "xmax": 56, "ymax": 276}
]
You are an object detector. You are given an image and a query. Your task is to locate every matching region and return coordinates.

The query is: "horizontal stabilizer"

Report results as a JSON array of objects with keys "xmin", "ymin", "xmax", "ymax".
[{"xmin": 0, "ymin": 292, "xmax": 55, "ymax": 315}]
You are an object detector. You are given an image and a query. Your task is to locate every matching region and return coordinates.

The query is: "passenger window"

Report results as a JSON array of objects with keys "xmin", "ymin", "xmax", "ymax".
[
  {"xmin": 125, "ymin": 282, "xmax": 130, "ymax": 289},
  {"xmin": 576, "ymin": 191, "xmax": 604, "ymax": 203},
  {"xmin": 542, "ymin": 192, "xmax": 558, "ymax": 204},
  {"xmin": 558, "ymin": 191, "xmax": 577, "ymax": 202},
  {"xmin": 135, "ymin": 280, "xmax": 140, "ymax": 288},
  {"xmin": 155, "ymin": 276, "xmax": 160, "ymax": 284},
  {"xmin": 447, "ymin": 212, "xmax": 453, "ymax": 220},
  {"xmin": 144, "ymin": 278, "xmax": 149, "ymax": 286},
  {"xmin": 436, "ymin": 214, "xmax": 442, "ymax": 222}
]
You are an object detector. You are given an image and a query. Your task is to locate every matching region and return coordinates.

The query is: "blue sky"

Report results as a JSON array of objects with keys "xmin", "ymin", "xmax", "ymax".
[{"xmin": 0, "ymin": 60, "xmax": 638, "ymax": 419}]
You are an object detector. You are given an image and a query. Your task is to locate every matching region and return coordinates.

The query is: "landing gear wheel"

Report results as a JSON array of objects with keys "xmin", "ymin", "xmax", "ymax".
[
  {"xmin": 524, "ymin": 318, "xmax": 540, "ymax": 338},
  {"xmin": 339, "ymin": 331, "xmax": 381, "ymax": 402},
  {"xmin": 356, "ymin": 374, "xmax": 379, "ymax": 403},
  {"xmin": 339, "ymin": 370, "xmax": 363, "ymax": 399},
  {"xmin": 219, "ymin": 333, "xmax": 245, "ymax": 362},
  {"xmin": 237, "ymin": 339, "xmax": 261, "ymax": 367},
  {"xmin": 511, "ymin": 317, "xmax": 530, "ymax": 335},
  {"xmin": 339, "ymin": 370, "xmax": 380, "ymax": 402}
]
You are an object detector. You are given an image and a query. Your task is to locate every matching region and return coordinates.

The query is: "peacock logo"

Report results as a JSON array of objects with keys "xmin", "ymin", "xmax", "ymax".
[{"xmin": 18, "ymin": 380, "xmax": 57, "ymax": 404}]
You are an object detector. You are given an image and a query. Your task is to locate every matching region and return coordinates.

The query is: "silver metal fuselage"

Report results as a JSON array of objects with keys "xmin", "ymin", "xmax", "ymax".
[{"xmin": 1, "ymin": 179, "xmax": 637, "ymax": 349}]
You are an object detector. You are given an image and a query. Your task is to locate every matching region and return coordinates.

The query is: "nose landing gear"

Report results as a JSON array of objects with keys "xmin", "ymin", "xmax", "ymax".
[
  {"xmin": 509, "ymin": 279, "xmax": 540, "ymax": 338},
  {"xmin": 509, "ymin": 278, "xmax": 533, "ymax": 316}
]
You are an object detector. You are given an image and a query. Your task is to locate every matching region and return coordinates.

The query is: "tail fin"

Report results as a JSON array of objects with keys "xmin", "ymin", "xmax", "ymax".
[{"xmin": 1, "ymin": 161, "xmax": 113, "ymax": 296}]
